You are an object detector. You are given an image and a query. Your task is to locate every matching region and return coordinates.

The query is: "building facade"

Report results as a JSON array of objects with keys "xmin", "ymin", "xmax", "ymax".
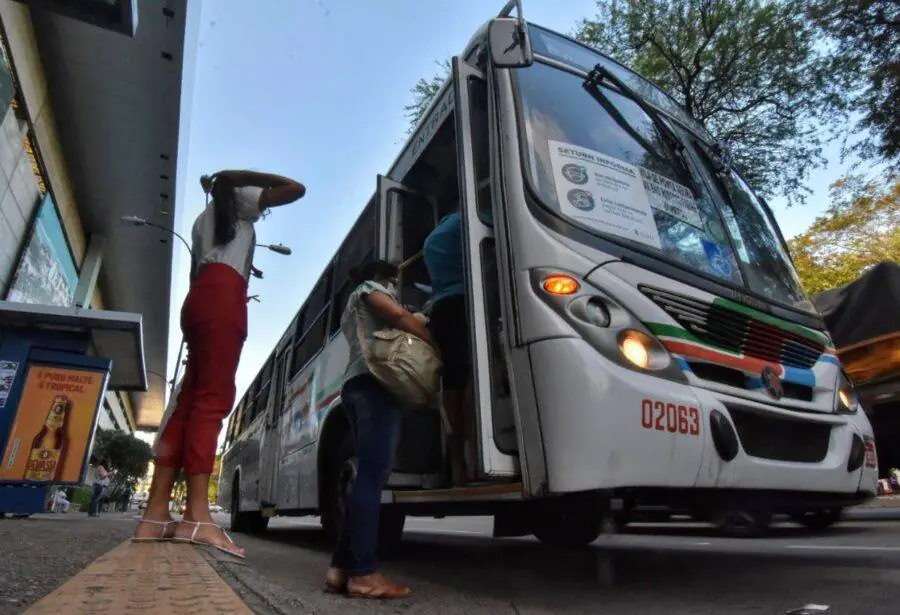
[{"xmin": 0, "ymin": 0, "xmax": 197, "ymax": 435}]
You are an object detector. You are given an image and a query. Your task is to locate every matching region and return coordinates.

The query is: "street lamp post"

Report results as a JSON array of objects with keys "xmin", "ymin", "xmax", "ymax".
[{"xmin": 120, "ymin": 215, "xmax": 291, "ymax": 399}]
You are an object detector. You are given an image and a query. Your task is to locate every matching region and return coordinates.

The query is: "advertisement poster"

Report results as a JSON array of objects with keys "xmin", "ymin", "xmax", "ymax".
[
  {"xmin": 549, "ymin": 140, "xmax": 662, "ymax": 249},
  {"xmin": 0, "ymin": 360, "xmax": 18, "ymax": 409},
  {"xmin": 5, "ymin": 193, "xmax": 78, "ymax": 307},
  {"xmin": 0, "ymin": 364, "xmax": 106, "ymax": 483}
]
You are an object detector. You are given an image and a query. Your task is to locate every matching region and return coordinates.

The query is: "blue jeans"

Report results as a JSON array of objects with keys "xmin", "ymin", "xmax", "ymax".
[
  {"xmin": 330, "ymin": 374, "xmax": 402, "ymax": 576},
  {"xmin": 90, "ymin": 483, "xmax": 103, "ymax": 516}
]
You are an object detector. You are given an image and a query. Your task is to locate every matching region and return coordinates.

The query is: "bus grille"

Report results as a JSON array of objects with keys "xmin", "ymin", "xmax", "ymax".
[
  {"xmin": 726, "ymin": 404, "xmax": 832, "ymax": 463},
  {"xmin": 641, "ymin": 286, "xmax": 824, "ymax": 369}
]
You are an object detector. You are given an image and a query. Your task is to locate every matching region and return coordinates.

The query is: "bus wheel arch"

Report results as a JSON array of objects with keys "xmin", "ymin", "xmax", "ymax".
[{"xmin": 230, "ymin": 469, "xmax": 268, "ymax": 534}]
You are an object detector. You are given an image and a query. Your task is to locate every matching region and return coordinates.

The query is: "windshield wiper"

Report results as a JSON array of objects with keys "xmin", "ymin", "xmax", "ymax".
[{"xmin": 583, "ymin": 64, "xmax": 701, "ymax": 196}]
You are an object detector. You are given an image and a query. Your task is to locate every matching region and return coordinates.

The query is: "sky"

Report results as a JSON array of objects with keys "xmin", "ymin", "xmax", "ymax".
[{"xmin": 160, "ymin": 0, "xmax": 862, "ymax": 444}]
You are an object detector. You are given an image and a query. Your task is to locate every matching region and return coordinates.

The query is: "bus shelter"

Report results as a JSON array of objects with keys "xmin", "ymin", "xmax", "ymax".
[{"xmin": 0, "ymin": 302, "xmax": 145, "ymax": 515}]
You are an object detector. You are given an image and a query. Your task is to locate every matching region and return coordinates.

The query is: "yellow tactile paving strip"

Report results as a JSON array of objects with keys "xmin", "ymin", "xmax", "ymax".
[{"xmin": 25, "ymin": 541, "xmax": 253, "ymax": 614}]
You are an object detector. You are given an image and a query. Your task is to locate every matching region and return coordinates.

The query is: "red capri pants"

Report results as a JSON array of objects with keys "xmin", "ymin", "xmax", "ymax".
[{"xmin": 155, "ymin": 263, "xmax": 248, "ymax": 475}]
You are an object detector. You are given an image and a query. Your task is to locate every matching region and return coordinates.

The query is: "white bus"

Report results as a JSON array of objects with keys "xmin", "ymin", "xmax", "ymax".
[{"xmin": 217, "ymin": 2, "xmax": 878, "ymax": 544}]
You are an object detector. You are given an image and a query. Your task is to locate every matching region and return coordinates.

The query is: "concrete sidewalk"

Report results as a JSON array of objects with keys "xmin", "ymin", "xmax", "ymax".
[
  {"xmin": 25, "ymin": 540, "xmax": 251, "ymax": 615},
  {"xmin": 0, "ymin": 512, "xmax": 254, "ymax": 615}
]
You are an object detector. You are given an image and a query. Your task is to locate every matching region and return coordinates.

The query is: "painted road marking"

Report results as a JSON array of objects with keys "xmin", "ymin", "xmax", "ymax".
[{"xmin": 787, "ymin": 545, "xmax": 900, "ymax": 552}]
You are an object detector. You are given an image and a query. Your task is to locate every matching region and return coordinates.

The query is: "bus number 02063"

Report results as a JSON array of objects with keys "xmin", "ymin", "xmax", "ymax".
[{"xmin": 641, "ymin": 399, "xmax": 700, "ymax": 436}]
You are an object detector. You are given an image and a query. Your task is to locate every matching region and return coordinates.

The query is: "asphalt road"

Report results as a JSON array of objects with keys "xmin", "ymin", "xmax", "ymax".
[{"xmin": 203, "ymin": 512, "xmax": 900, "ymax": 615}]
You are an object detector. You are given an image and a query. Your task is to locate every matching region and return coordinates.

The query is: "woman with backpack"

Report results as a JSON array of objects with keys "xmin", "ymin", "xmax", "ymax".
[
  {"xmin": 133, "ymin": 169, "xmax": 305, "ymax": 556},
  {"xmin": 325, "ymin": 260, "xmax": 436, "ymax": 600}
]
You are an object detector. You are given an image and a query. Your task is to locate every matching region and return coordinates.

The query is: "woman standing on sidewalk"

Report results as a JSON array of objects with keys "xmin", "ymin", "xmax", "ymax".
[{"xmin": 133, "ymin": 170, "xmax": 305, "ymax": 556}]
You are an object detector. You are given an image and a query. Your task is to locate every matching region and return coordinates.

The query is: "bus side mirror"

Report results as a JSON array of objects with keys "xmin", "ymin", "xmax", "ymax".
[{"xmin": 488, "ymin": 17, "xmax": 534, "ymax": 68}]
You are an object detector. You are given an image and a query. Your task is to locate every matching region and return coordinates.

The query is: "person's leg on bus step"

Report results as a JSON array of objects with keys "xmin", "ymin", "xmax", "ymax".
[
  {"xmin": 327, "ymin": 375, "xmax": 408, "ymax": 599},
  {"xmin": 175, "ymin": 265, "xmax": 247, "ymax": 555},
  {"xmin": 430, "ymin": 294, "xmax": 471, "ymax": 486}
]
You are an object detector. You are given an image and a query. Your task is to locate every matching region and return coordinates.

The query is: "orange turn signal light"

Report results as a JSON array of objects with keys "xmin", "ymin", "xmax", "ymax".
[{"xmin": 542, "ymin": 274, "xmax": 580, "ymax": 296}]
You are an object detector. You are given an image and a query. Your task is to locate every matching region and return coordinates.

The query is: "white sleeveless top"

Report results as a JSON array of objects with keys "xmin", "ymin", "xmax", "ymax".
[{"xmin": 191, "ymin": 186, "xmax": 263, "ymax": 281}]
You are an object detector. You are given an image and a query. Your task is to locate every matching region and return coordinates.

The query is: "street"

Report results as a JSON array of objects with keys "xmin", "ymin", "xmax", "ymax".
[
  {"xmin": 3, "ymin": 510, "xmax": 900, "ymax": 614},
  {"xmin": 202, "ymin": 512, "xmax": 900, "ymax": 615}
]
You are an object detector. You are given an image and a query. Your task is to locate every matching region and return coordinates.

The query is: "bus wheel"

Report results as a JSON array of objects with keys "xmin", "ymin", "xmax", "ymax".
[
  {"xmin": 532, "ymin": 495, "xmax": 604, "ymax": 547},
  {"xmin": 790, "ymin": 508, "xmax": 843, "ymax": 530},
  {"xmin": 230, "ymin": 478, "xmax": 269, "ymax": 534},
  {"xmin": 715, "ymin": 508, "xmax": 772, "ymax": 538}
]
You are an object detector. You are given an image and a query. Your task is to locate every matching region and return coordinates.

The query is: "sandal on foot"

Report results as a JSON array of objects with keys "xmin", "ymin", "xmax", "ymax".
[
  {"xmin": 347, "ymin": 574, "xmax": 410, "ymax": 600},
  {"xmin": 175, "ymin": 521, "xmax": 246, "ymax": 559},
  {"xmin": 132, "ymin": 519, "xmax": 176, "ymax": 543}
]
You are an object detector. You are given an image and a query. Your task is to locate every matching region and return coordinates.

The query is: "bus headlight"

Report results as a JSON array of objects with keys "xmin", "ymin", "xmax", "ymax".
[
  {"xmin": 836, "ymin": 371, "xmax": 858, "ymax": 414},
  {"xmin": 618, "ymin": 329, "xmax": 670, "ymax": 371},
  {"xmin": 529, "ymin": 267, "xmax": 685, "ymax": 383}
]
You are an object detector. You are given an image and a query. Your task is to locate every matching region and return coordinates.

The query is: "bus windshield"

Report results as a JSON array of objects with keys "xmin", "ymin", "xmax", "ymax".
[{"xmin": 515, "ymin": 59, "xmax": 814, "ymax": 313}]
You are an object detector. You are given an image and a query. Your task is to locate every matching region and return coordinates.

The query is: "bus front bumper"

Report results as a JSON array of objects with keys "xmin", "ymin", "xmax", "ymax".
[{"xmin": 529, "ymin": 337, "xmax": 879, "ymax": 501}]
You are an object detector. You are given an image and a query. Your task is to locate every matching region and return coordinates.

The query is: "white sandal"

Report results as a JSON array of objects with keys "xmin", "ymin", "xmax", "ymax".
[
  {"xmin": 174, "ymin": 520, "xmax": 246, "ymax": 559},
  {"xmin": 131, "ymin": 519, "xmax": 176, "ymax": 543}
]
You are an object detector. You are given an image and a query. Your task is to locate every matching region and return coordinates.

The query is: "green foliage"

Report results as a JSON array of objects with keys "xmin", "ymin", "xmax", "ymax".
[
  {"xmin": 91, "ymin": 428, "xmax": 152, "ymax": 504},
  {"xmin": 574, "ymin": 0, "xmax": 849, "ymax": 205},
  {"xmin": 806, "ymin": 0, "xmax": 900, "ymax": 165},
  {"xmin": 404, "ymin": 59, "xmax": 451, "ymax": 134},
  {"xmin": 72, "ymin": 486, "xmax": 93, "ymax": 510},
  {"xmin": 789, "ymin": 173, "xmax": 900, "ymax": 294},
  {"xmin": 209, "ymin": 455, "xmax": 221, "ymax": 504}
]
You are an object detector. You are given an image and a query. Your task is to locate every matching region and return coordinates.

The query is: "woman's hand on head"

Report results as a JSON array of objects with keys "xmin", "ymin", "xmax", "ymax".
[{"xmin": 200, "ymin": 174, "xmax": 214, "ymax": 194}]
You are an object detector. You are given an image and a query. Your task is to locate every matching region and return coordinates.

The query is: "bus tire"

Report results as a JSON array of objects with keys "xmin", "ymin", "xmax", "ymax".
[
  {"xmin": 790, "ymin": 508, "xmax": 843, "ymax": 531},
  {"xmin": 320, "ymin": 431, "xmax": 406, "ymax": 550},
  {"xmin": 230, "ymin": 476, "xmax": 268, "ymax": 535},
  {"xmin": 716, "ymin": 508, "xmax": 772, "ymax": 538},
  {"xmin": 532, "ymin": 494, "xmax": 604, "ymax": 547}
]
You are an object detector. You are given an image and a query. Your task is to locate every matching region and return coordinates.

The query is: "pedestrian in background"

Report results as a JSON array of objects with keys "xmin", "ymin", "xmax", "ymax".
[
  {"xmin": 89, "ymin": 462, "xmax": 110, "ymax": 517},
  {"xmin": 134, "ymin": 170, "xmax": 305, "ymax": 555}
]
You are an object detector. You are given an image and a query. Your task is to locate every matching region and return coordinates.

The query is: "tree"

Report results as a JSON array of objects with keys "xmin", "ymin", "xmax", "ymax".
[
  {"xmin": 404, "ymin": 59, "xmax": 450, "ymax": 134},
  {"xmin": 208, "ymin": 455, "xmax": 222, "ymax": 504},
  {"xmin": 574, "ymin": 0, "xmax": 850, "ymax": 205},
  {"xmin": 806, "ymin": 0, "xmax": 900, "ymax": 165},
  {"xmin": 92, "ymin": 429, "xmax": 153, "ymax": 507},
  {"xmin": 788, "ymin": 173, "xmax": 900, "ymax": 294}
]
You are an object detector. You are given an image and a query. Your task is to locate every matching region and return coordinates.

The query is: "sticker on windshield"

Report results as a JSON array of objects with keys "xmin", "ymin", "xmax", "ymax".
[
  {"xmin": 549, "ymin": 141, "xmax": 662, "ymax": 249},
  {"xmin": 702, "ymin": 239, "xmax": 734, "ymax": 278},
  {"xmin": 639, "ymin": 167, "xmax": 703, "ymax": 229}
]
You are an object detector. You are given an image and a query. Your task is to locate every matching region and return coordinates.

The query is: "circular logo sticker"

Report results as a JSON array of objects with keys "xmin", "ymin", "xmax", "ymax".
[
  {"xmin": 562, "ymin": 163, "xmax": 589, "ymax": 185},
  {"xmin": 567, "ymin": 189, "xmax": 595, "ymax": 211}
]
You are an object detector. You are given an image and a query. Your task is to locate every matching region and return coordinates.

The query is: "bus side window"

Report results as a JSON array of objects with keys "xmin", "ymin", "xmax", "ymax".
[
  {"xmin": 242, "ymin": 379, "xmax": 259, "ymax": 431},
  {"xmin": 256, "ymin": 356, "xmax": 274, "ymax": 417},
  {"xmin": 330, "ymin": 202, "xmax": 377, "ymax": 336},
  {"xmin": 292, "ymin": 267, "xmax": 333, "ymax": 377}
]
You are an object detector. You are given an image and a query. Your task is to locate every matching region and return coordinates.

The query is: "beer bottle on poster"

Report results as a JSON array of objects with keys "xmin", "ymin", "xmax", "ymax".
[{"xmin": 23, "ymin": 395, "xmax": 72, "ymax": 481}]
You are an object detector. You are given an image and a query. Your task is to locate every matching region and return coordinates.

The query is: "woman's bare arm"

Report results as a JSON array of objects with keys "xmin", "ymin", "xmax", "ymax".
[
  {"xmin": 214, "ymin": 170, "xmax": 306, "ymax": 209},
  {"xmin": 363, "ymin": 292, "xmax": 436, "ymax": 347}
]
